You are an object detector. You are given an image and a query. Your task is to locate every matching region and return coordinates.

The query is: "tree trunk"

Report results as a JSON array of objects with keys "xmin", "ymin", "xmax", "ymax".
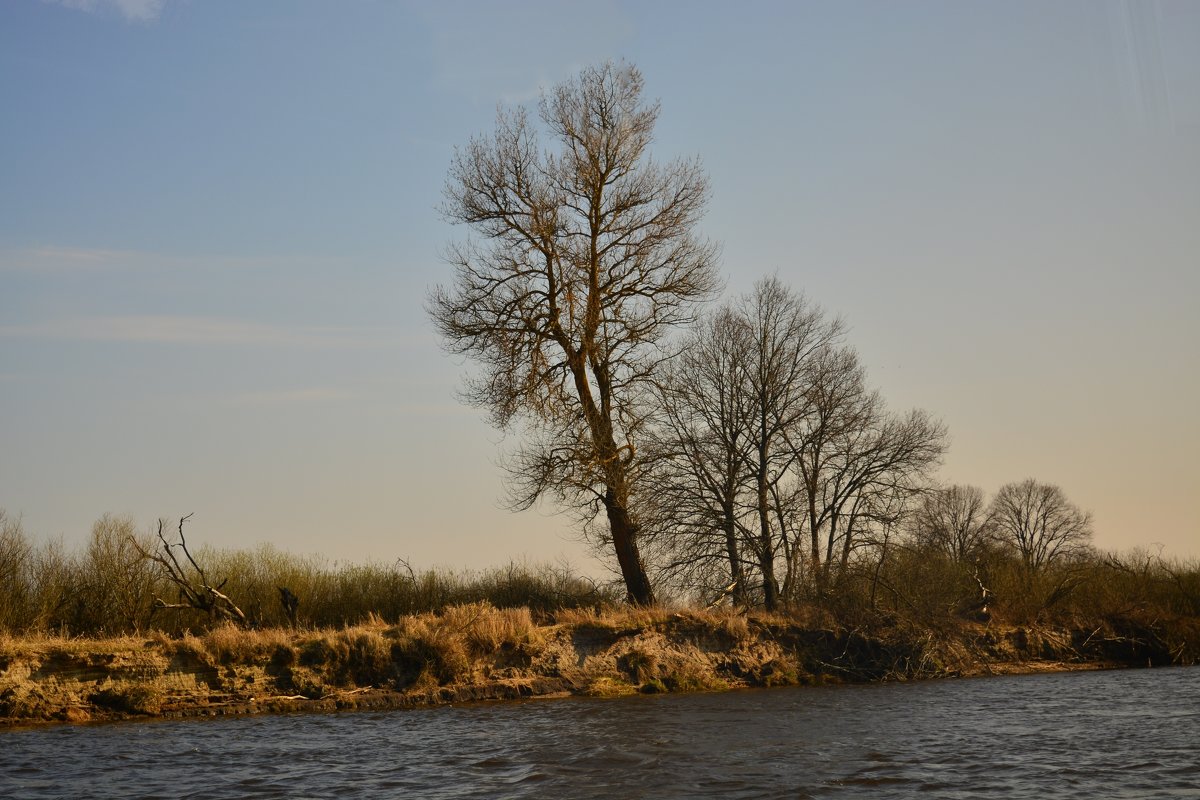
[
  {"xmin": 722, "ymin": 501, "xmax": 748, "ymax": 606},
  {"xmin": 605, "ymin": 491, "xmax": 656, "ymax": 605},
  {"xmin": 757, "ymin": 493, "xmax": 779, "ymax": 610},
  {"xmin": 755, "ymin": 435, "xmax": 779, "ymax": 611},
  {"xmin": 838, "ymin": 517, "xmax": 855, "ymax": 582},
  {"xmin": 759, "ymin": 550, "xmax": 779, "ymax": 611},
  {"xmin": 807, "ymin": 473, "xmax": 823, "ymax": 594},
  {"xmin": 757, "ymin": 485, "xmax": 779, "ymax": 610}
]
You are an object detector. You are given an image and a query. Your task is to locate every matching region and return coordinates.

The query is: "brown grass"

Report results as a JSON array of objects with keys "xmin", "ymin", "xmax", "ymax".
[
  {"xmin": 202, "ymin": 624, "xmax": 296, "ymax": 665},
  {"xmin": 2, "ymin": 599, "xmax": 1194, "ymax": 725}
]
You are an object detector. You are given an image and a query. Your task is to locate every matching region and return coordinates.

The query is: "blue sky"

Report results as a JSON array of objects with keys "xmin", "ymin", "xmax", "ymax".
[{"xmin": 2, "ymin": 0, "xmax": 1197, "ymax": 569}]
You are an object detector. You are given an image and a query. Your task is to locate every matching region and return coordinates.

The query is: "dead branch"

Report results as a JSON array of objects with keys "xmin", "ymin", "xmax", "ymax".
[
  {"xmin": 130, "ymin": 514, "xmax": 249, "ymax": 627},
  {"xmin": 705, "ymin": 579, "xmax": 742, "ymax": 609}
]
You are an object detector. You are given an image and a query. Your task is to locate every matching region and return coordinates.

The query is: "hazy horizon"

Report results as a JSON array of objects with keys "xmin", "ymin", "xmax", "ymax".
[{"xmin": 2, "ymin": 0, "xmax": 1197, "ymax": 573}]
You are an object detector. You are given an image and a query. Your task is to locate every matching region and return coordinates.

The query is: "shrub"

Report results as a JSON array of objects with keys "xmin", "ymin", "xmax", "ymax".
[
  {"xmin": 89, "ymin": 681, "xmax": 165, "ymax": 715},
  {"xmin": 618, "ymin": 646, "xmax": 660, "ymax": 684},
  {"xmin": 0, "ymin": 512, "xmax": 32, "ymax": 633}
]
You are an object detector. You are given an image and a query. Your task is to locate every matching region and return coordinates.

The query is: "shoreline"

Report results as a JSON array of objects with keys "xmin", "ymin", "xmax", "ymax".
[{"xmin": 2, "ymin": 605, "xmax": 1193, "ymax": 728}]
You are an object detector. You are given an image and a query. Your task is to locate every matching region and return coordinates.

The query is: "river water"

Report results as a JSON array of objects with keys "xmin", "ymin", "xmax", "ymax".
[{"xmin": 2, "ymin": 666, "xmax": 1197, "ymax": 799}]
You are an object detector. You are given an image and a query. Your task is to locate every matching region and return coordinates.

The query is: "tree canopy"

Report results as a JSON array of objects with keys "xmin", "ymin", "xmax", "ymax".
[{"xmin": 430, "ymin": 62, "xmax": 719, "ymax": 603}]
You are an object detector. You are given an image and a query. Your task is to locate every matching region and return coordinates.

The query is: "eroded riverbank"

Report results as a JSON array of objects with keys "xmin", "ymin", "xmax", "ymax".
[{"xmin": 2, "ymin": 605, "xmax": 1195, "ymax": 726}]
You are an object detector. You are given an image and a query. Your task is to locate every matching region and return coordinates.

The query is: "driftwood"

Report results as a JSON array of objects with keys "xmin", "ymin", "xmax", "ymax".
[
  {"xmin": 968, "ymin": 561, "xmax": 993, "ymax": 621},
  {"xmin": 133, "ymin": 514, "xmax": 248, "ymax": 626},
  {"xmin": 705, "ymin": 579, "xmax": 742, "ymax": 610}
]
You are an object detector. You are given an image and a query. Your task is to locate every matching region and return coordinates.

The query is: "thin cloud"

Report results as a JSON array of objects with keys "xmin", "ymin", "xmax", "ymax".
[
  {"xmin": 417, "ymin": 2, "xmax": 632, "ymax": 105},
  {"xmin": 0, "ymin": 315, "xmax": 394, "ymax": 348},
  {"xmin": 395, "ymin": 403, "xmax": 476, "ymax": 417},
  {"xmin": 0, "ymin": 245, "xmax": 359, "ymax": 275},
  {"xmin": 0, "ymin": 246, "xmax": 146, "ymax": 272},
  {"xmin": 44, "ymin": 0, "xmax": 165, "ymax": 23},
  {"xmin": 230, "ymin": 388, "xmax": 354, "ymax": 407},
  {"xmin": 225, "ymin": 393, "xmax": 473, "ymax": 415}
]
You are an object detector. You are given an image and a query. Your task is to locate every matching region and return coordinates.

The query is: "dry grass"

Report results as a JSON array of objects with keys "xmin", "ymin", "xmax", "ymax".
[
  {"xmin": 441, "ymin": 602, "xmax": 538, "ymax": 652},
  {"xmin": 582, "ymin": 675, "xmax": 638, "ymax": 697},
  {"xmin": 4, "ymin": 595, "xmax": 1192, "ymax": 724},
  {"xmin": 0, "ymin": 630, "xmax": 150, "ymax": 660},
  {"xmin": 549, "ymin": 605, "xmax": 608, "ymax": 627},
  {"xmin": 385, "ymin": 614, "xmax": 471, "ymax": 686},
  {"xmin": 201, "ymin": 624, "xmax": 296, "ymax": 665},
  {"xmin": 550, "ymin": 604, "xmax": 671, "ymax": 630},
  {"xmin": 89, "ymin": 679, "xmax": 166, "ymax": 715},
  {"xmin": 1, "ymin": 604, "xmax": 551, "ymax": 714}
]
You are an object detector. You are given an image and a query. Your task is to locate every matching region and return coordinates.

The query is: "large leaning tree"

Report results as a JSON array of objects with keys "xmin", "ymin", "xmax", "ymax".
[{"xmin": 429, "ymin": 62, "xmax": 719, "ymax": 604}]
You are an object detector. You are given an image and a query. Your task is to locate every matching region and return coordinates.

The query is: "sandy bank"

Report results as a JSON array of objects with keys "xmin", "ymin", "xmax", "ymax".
[{"xmin": 2, "ymin": 605, "xmax": 1193, "ymax": 727}]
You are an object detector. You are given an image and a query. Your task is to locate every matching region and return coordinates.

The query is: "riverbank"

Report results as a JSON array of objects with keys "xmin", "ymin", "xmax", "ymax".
[{"xmin": 2, "ymin": 604, "xmax": 1195, "ymax": 727}]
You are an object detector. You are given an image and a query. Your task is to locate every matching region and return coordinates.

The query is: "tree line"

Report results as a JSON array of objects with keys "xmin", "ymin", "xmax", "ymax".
[
  {"xmin": 0, "ymin": 509, "xmax": 612, "ymax": 636},
  {"xmin": 0, "ymin": 506, "xmax": 1194, "ymax": 638}
]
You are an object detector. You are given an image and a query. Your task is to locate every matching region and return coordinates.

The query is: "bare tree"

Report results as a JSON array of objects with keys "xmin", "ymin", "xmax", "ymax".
[
  {"xmin": 790, "ymin": 345, "xmax": 947, "ymax": 596},
  {"xmin": 908, "ymin": 484, "xmax": 993, "ymax": 563},
  {"xmin": 989, "ymin": 479, "xmax": 1093, "ymax": 571},
  {"xmin": 738, "ymin": 278, "xmax": 844, "ymax": 609},
  {"xmin": 649, "ymin": 306, "xmax": 753, "ymax": 604},
  {"xmin": 429, "ymin": 62, "xmax": 719, "ymax": 604},
  {"xmin": 0, "ymin": 510, "xmax": 32, "ymax": 632},
  {"xmin": 649, "ymin": 280, "xmax": 844, "ymax": 609},
  {"xmin": 649, "ymin": 279, "xmax": 944, "ymax": 609},
  {"xmin": 82, "ymin": 514, "xmax": 160, "ymax": 633}
]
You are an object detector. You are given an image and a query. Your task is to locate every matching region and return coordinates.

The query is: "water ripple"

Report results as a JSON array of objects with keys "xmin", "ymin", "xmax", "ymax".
[{"xmin": 1, "ymin": 667, "xmax": 1196, "ymax": 799}]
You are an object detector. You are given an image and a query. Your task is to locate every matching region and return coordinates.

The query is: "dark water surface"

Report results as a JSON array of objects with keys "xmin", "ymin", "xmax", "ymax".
[{"xmin": 2, "ymin": 666, "xmax": 1197, "ymax": 799}]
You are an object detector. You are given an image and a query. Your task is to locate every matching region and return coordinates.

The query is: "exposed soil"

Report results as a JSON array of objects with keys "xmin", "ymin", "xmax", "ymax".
[{"xmin": 2, "ymin": 609, "xmax": 1194, "ymax": 728}]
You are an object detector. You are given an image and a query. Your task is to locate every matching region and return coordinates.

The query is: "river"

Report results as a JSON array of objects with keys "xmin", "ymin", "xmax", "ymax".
[{"xmin": 2, "ymin": 666, "xmax": 1197, "ymax": 799}]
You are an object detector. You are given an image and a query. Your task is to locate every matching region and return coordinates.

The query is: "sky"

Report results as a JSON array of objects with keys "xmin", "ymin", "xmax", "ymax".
[{"xmin": 2, "ymin": 0, "xmax": 1197, "ymax": 573}]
